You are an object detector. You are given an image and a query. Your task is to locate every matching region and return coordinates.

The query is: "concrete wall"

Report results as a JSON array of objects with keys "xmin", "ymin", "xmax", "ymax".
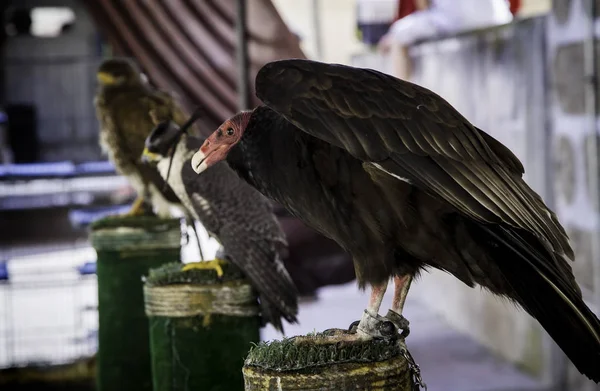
[
  {"xmin": 546, "ymin": 0, "xmax": 600, "ymax": 389},
  {"xmin": 406, "ymin": 18, "xmax": 556, "ymax": 383}
]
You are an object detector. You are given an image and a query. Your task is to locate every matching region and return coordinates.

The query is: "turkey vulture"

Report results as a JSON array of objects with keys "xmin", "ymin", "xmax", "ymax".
[
  {"xmin": 141, "ymin": 120, "xmax": 298, "ymax": 332},
  {"xmin": 191, "ymin": 59, "xmax": 600, "ymax": 382}
]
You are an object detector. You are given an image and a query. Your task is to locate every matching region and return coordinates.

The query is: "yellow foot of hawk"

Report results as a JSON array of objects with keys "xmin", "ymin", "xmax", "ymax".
[{"xmin": 182, "ymin": 258, "xmax": 229, "ymax": 278}]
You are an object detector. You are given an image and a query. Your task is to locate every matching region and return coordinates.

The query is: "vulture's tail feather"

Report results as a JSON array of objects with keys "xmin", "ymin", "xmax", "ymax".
[
  {"xmin": 475, "ymin": 223, "xmax": 600, "ymax": 383},
  {"xmin": 260, "ymin": 300, "xmax": 286, "ymax": 334},
  {"xmin": 249, "ymin": 244, "xmax": 298, "ymax": 334}
]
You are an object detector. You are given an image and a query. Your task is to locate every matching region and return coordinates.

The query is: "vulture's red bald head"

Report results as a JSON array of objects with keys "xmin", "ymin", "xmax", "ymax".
[{"xmin": 191, "ymin": 111, "xmax": 252, "ymax": 174}]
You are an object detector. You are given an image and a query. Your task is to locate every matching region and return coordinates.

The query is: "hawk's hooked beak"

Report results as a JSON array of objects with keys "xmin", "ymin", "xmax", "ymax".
[
  {"xmin": 97, "ymin": 72, "xmax": 117, "ymax": 85},
  {"xmin": 141, "ymin": 147, "xmax": 161, "ymax": 164}
]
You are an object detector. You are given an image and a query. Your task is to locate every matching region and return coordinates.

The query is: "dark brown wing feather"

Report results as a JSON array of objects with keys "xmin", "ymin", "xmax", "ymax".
[{"xmin": 254, "ymin": 59, "xmax": 573, "ymax": 263}]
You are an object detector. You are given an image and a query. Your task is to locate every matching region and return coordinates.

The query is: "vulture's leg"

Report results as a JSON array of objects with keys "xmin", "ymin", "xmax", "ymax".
[
  {"xmin": 391, "ymin": 275, "xmax": 412, "ymax": 313},
  {"xmin": 351, "ymin": 282, "xmax": 398, "ymax": 339},
  {"xmin": 366, "ymin": 283, "xmax": 387, "ymax": 316},
  {"xmin": 385, "ymin": 275, "xmax": 413, "ymax": 337},
  {"xmin": 181, "ymin": 258, "xmax": 228, "ymax": 278}
]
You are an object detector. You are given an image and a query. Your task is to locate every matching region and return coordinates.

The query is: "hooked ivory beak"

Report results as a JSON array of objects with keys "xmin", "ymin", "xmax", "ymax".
[
  {"xmin": 141, "ymin": 147, "xmax": 161, "ymax": 164},
  {"xmin": 191, "ymin": 150, "xmax": 208, "ymax": 174}
]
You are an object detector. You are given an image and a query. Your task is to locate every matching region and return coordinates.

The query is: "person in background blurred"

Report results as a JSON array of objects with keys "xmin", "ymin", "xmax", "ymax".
[{"xmin": 378, "ymin": 0, "xmax": 515, "ymax": 80}]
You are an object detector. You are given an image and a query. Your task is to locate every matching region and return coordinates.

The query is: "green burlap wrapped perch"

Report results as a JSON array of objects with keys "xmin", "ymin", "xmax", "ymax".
[
  {"xmin": 144, "ymin": 262, "xmax": 261, "ymax": 391},
  {"xmin": 243, "ymin": 329, "xmax": 417, "ymax": 391},
  {"xmin": 91, "ymin": 215, "xmax": 183, "ymax": 391}
]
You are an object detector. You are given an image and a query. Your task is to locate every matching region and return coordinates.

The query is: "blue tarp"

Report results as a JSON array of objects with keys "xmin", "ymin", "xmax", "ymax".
[
  {"xmin": 77, "ymin": 261, "xmax": 97, "ymax": 276},
  {"xmin": 0, "ymin": 261, "xmax": 9, "ymax": 281},
  {"xmin": 0, "ymin": 160, "xmax": 116, "ymax": 179},
  {"xmin": 75, "ymin": 161, "xmax": 116, "ymax": 175},
  {"xmin": 0, "ymin": 161, "xmax": 76, "ymax": 177}
]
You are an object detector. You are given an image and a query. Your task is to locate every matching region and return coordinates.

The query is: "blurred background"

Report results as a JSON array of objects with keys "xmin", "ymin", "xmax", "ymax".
[{"xmin": 1, "ymin": 0, "xmax": 599, "ymax": 390}]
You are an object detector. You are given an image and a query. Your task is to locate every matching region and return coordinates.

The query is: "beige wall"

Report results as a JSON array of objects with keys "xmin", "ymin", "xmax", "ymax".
[
  {"xmin": 272, "ymin": 0, "xmax": 367, "ymax": 64},
  {"xmin": 520, "ymin": 0, "xmax": 552, "ymax": 17}
]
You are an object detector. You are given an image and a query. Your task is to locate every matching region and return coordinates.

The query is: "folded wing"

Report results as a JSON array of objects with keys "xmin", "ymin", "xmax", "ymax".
[{"xmin": 255, "ymin": 59, "xmax": 572, "ymax": 263}]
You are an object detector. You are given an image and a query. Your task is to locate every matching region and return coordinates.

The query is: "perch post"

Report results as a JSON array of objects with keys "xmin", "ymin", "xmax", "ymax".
[
  {"xmin": 91, "ymin": 216, "xmax": 182, "ymax": 391},
  {"xmin": 243, "ymin": 329, "xmax": 422, "ymax": 390},
  {"xmin": 144, "ymin": 262, "xmax": 261, "ymax": 391}
]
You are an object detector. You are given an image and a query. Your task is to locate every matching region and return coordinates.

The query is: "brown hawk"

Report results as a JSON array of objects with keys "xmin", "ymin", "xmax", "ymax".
[{"xmin": 94, "ymin": 57, "xmax": 192, "ymax": 218}]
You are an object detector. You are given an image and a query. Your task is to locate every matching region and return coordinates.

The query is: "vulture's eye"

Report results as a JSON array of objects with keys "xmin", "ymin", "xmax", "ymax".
[{"xmin": 226, "ymin": 127, "xmax": 234, "ymax": 136}]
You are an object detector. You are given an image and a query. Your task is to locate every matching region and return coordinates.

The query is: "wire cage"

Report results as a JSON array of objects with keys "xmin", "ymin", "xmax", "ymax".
[
  {"xmin": 0, "ymin": 35, "xmax": 111, "ymax": 375},
  {"xmin": 0, "ymin": 247, "xmax": 98, "ymax": 369},
  {"xmin": 0, "ymin": 222, "xmax": 219, "ymax": 374}
]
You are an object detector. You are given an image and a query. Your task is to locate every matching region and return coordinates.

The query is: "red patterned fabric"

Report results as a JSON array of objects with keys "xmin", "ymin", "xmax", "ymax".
[{"xmin": 395, "ymin": 0, "xmax": 417, "ymax": 21}]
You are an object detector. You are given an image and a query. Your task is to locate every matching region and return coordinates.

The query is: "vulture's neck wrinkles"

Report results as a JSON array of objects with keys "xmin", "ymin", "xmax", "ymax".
[
  {"xmin": 226, "ymin": 108, "xmax": 278, "ymax": 191},
  {"xmin": 226, "ymin": 124, "xmax": 259, "ymax": 186}
]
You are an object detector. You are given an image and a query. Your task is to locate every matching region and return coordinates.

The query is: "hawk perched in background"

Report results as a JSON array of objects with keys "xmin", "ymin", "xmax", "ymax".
[{"xmin": 94, "ymin": 57, "xmax": 193, "ymax": 217}]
